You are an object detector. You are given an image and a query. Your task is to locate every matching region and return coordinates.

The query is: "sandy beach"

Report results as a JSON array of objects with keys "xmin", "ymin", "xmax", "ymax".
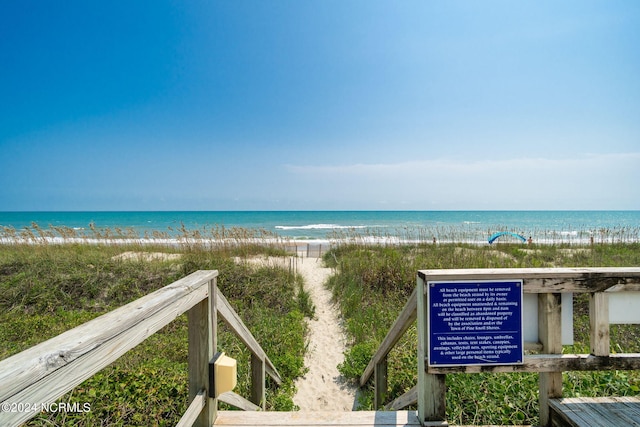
[
  {"xmin": 292, "ymin": 257, "xmax": 359, "ymax": 411},
  {"xmin": 233, "ymin": 254, "xmax": 358, "ymax": 410}
]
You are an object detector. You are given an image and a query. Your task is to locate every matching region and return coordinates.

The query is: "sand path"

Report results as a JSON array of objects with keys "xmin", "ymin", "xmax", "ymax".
[{"xmin": 293, "ymin": 257, "xmax": 358, "ymax": 411}]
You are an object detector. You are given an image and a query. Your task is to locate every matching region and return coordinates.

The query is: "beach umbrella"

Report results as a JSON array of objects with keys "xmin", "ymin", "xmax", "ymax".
[{"xmin": 488, "ymin": 231, "xmax": 527, "ymax": 245}]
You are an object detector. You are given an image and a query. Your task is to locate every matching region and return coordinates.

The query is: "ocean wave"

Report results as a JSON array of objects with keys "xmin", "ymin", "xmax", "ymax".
[
  {"xmin": 275, "ymin": 224, "xmax": 368, "ymax": 231},
  {"xmin": 549, "ymin": 230, "xmax": 578, "ymax": 236}
]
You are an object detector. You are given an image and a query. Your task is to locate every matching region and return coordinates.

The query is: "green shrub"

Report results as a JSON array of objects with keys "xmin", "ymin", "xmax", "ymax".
[
  {"xmin": 326, "ymin": 242, "xmax": 640, "ymax": 425},
  {"xmin": 0, "ymin": 243, "xmax": 311, "ymax": 425}
]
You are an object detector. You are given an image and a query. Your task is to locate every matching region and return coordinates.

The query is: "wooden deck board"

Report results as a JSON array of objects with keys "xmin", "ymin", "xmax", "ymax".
[
  {"xmin": 214, "ymin": 411, "xmax": 423, "ymax": 426},
  {"xmin": 214, "ymin": 411, "xmax": 530, "ymax": 427},
  {"xmin": 550, "ymin": 397, "xmax": 640, "ymax": 427}
]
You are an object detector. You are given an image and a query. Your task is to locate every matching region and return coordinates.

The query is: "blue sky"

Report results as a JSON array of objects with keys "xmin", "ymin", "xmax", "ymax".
[{"xmin": 1, "ymin": 1, "xmax": 639, "ymax": 211}]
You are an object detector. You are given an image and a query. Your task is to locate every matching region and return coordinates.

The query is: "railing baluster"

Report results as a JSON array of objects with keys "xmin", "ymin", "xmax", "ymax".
[
  {"xmin": 538, "ymin": 293, "xmax": 563, "ymax": 427},
  {"xmin": 251, "ymin": 354, "xmax": 266, "ymax": 410},
  {"xmin": 374, "ymin": 356, "xmax": 388, "ymax": 409},
  {"xmin": 187, "ymin": 281, "xmax": 215, "ymax": 427},
  {"xmin": 589, "ymin": 292, "xmax": 610, "ymax": 356},
  {"xmin": 417, "ymin": 276, "xmax": 447, "ymax": 424}
]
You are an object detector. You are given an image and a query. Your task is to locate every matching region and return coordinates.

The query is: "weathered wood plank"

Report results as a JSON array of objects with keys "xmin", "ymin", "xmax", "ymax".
[
  {"xmin": 618, "ymin": 396, "xmax": 640, "ymax": 416},
  {"xmin": 417, "ymin": 276, "xmax": 447, "ymax": 424},
  {"xmin": 218, "ymin": 391, "xmax": 261, "ymax": 411},
  {"xmin": 0, "ymin": 269, "xmax": 217, "ymax": 404},
  {"xmin": 418, "ymin": 267, "xmax": 640, "ymax": 293},
  {"xmin": 427, "ymin": 353, "xmax": 640, "ymax": 374},
  {"xmin": 0, "ymin": 270, "xmax": 216, "ymax": 427},
  {"xmin": 215, "ymin": 287, "xmax": 282, "ymax": 385},
  {"xmin": 210, "ymin": 278, "xmax": 218, "ymax": 417},
  {"xmin": 385, "ymin": 385, "xmax": 417, "ymax": 410},
  {"xmin": 550, "ymin": 397, "xmax": 640, "ymax": 427},
  {"xmin": 251, "ymin": 353, "xmax": 266, "ymax": 409},
  {"xmin": 176, "ymin": 389, "xmax": 207, "ymax": 427},
  {"xmin": 374, "ymin": 356, "xmax": 388, "ymax": 409},
  {"xmin": 538, "ymin": 293, "xmax": 563, "ymax": 354},
  {"xmin": 188, "ymin": 277, "xmax": 215, "ymax": 427},
  {"xmin": 589, "ymin": 292, "xmax": 610, "ymax": 356},
  {"xmin": 214, "ymin": 410, "xmax": 423, "ymax": 426},
  {"xmin": 360, "ymin": 289, "xmax": 417, "ymax": 387},
  {"xmin": 538, "ymin": 293, "xmax": 563, "ymax": 427}
]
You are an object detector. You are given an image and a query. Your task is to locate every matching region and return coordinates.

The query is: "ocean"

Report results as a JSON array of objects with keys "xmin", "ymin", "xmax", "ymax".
[{"xmin": 1, "ymin": 211, "xmax": 639, "ymax": 245}]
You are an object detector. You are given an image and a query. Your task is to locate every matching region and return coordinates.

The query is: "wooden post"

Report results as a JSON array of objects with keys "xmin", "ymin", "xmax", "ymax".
[
  {"xmin": 209, "ymin": 278, "xmax": 218, "ymax": 420},
  {"xmin": 187, "ymin": 278, "xmax": 216, "ymax": 427},
  {"xmin": 374, "ymin": 356, "xmax": 388, "ymax": 409},
  {"xmin": 417, "ymin": 276, "xmax": 447, "ymax": 425},
  {"xmin": 251, "ymin": 354, "xmax": 266, "ymax": 410},
  {"xmin": 210, "ymin": 278, "xmax": 218, "ymax": 358},
  {"xmin": 538, "ymin": 293, "xmax": 562, "ymax": 427},
  {"xmin": 590, "ymin": 292, "xmax": 610, "ymax": 356}
]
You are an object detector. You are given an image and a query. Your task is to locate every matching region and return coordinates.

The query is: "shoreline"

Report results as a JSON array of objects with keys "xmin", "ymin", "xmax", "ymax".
[
  {"xmin": 2, "ymin": 211, "xmax": 639, "ymax": 245},
  {"xmin": 1, "ymin": 235, "xmax": 638, "ymax": 247}
]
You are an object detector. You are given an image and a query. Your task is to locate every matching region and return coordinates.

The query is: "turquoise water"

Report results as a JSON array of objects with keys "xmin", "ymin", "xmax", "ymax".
[{"xmin": 1, "ymin": 211, "xmax": 639, "ymax": 244}]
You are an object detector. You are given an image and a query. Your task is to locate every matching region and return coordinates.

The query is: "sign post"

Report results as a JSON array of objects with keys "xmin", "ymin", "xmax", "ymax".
[{"xmin": 428, "ymin": 280, "xmax": 524, "ymax": 366}]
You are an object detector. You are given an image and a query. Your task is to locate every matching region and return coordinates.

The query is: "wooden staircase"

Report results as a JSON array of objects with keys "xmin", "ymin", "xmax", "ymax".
[
  {"xmin": 5, "ymin": 267, "xmax": 640, "ymax": 427},
  {"xmin": 214, "ymin": 411, "xmax": 422, "ymax": 426}
]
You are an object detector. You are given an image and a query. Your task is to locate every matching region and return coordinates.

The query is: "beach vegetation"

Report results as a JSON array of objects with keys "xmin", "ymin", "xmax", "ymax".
[
  {"xmin": 325, "ymin": 241, "xmax": 640, "ymax": 425},
  {"xmin": 0, "ymin": 239, "xmax": 312, "ymax": 426},
  {"xmin": 2, "ymin": 222, "xmax": 640, "ymax": 426}
]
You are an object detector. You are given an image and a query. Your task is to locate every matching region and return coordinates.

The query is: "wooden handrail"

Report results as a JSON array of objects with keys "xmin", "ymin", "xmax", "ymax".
[
  {"xmin": 362, "ymin": 267, "xmax": 640, "ymax": 426},
  {"xmin": 427, "ymin": 353, "xmax": 640, "ymax": 374},
  {"xmin": 216, "ymin": 287, "xmax": 282, "ymax": 385},
  {"xmin": 360, "ymin": 288, "xmax": 417, "ymax": 388},
  {"xmin": 0, "ymin": 269, "xmax": 283, "ymax": 427},
  {"xmin": 0, "ymin": 270, "xmax": 216, "ymax": 427},
  {"xmin": 417, "ymin": 267, "xmax": 640, "ymax": 293}
]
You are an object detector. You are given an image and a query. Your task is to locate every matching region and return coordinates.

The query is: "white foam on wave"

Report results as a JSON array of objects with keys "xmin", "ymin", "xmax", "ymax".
[
  {"xmin": 1, "ymin": 234, "xmax": 635, "ymax": 247},
  {"xmin": 275, "ymin": 224, "xmax": 368, "ymax": 231}
]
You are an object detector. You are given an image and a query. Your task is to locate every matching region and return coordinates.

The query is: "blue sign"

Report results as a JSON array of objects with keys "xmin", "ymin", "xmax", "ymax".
[{"xmin": 428, "ymin": 280, "xmax": 524, "ymax": 366}]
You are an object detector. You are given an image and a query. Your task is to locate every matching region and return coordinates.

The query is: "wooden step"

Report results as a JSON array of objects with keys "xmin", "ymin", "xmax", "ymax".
[
  {"xmin": 214, "ymin": 411, "xmax": 423, "ymax": 426},
  {"xmin": 549, "ymin": 397, "xmax": 640, "ymax": 427}
]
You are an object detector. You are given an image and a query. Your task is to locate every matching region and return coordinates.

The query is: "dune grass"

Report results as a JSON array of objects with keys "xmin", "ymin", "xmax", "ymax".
[
  {"xmin": 2, "ymin": 226, "xmax": 639, "ymax": 426},
  {"xmin": 324, "ymin": 242, "xmax": 640, "ymax": 425},
  {"xmin": 0, "ymin": 242, "xmax": 313, "ymax": 426}
]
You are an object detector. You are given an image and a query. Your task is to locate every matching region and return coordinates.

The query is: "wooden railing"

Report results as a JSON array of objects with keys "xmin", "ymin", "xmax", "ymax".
[
  {"xmin": 0, "ymin": 270, "xmax": 282, "ymax": 427},
  {"xmin": 360, "ymin": 288, "xmax": 418, "ymax": 410},
  {"xmin": 362, "ymin": 267, "xmax": 640, "ymax": 426}
]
